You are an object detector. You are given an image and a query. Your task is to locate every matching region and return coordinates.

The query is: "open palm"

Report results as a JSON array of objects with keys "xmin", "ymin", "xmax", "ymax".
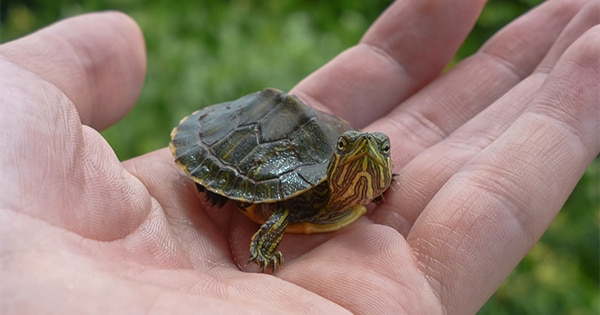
[{"xmin": 2, "ymin": 0, "xmax": 598, "ymax": 314}]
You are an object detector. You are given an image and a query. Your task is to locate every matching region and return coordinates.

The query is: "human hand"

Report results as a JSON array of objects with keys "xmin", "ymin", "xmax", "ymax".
[{"xmin": 1, "ymin": 1, "xmax": 597, "ymax": 314}]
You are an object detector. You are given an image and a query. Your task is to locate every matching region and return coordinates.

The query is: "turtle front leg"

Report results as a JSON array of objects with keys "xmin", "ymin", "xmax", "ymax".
[{"xmin": 248, "ymin": 207, "xmax": 289, "ymax": 272}]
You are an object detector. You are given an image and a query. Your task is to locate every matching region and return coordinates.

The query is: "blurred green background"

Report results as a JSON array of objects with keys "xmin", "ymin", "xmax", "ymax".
[{"xmin": 1, "ymin": 0, "xmax": 597, "ymax": 313}]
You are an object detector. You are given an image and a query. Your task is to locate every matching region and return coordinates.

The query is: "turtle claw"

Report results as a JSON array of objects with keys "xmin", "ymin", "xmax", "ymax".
[{"xmin": 248, "ymin": 249, "xmax": 284, "ymax": 273}]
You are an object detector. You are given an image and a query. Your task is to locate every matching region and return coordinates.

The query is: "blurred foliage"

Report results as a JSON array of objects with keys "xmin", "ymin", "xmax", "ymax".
[{"xmin": 1, "ymin": 0, "xmax": 597, "ymax": 314}]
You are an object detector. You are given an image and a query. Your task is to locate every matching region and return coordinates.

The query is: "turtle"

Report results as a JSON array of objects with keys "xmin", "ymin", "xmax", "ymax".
[{"xmin": 169, "ymin": 87, "xmax": 393, "ymax": 272}]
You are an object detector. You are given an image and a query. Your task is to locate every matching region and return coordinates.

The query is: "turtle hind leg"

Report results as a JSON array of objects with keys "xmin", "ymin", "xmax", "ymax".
[
  {"xmin": 248, "ymin": 207, "xmax": 289, "ymax": 272},
  {"xmin": 195, "ymin": 183, "xmax": 228, "ymax": 207}
]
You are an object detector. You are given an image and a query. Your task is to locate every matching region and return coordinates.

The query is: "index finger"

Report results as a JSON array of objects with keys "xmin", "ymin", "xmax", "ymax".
[{"xmin": 292, "ymin": 0, "xmax": 486, "ymax": 128}]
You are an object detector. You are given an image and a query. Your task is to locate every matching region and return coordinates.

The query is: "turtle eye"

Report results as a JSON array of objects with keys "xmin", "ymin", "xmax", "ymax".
[
  {"xmin": 336, "ymin": 137, "xmax": 347, "ymax": 152},
  {"xmin": 381, "ymin": 141, "xmax": 390, "ymax": 155}
]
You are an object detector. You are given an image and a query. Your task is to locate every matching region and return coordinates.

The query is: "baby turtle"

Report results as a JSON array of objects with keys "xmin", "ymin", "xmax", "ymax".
[{"xmin": 170, "ymin": 88, "xmax": 393, "ymax": 272}]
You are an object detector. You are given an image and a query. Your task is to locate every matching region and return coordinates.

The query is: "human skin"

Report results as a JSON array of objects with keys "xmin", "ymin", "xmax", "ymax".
[{"xmin": 1, "ymin": 0, "xmax": 598, "ymax": 314}]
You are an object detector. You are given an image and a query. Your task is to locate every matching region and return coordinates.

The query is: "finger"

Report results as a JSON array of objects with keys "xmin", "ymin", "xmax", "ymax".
[
  {"xmin": 537, "ymin": 0, "xmax": 600, "ymax": 72},
  {"xmin": 0, "ymin": 11, "xmax": 146, "ymax": 130},
  {"xmin": 409, "ymin": 27, "xmax": 600, "ymax": 314},
  {"xmin": 0, "ymin": 12, "xmax": 148, "ymax": 240},
  {"xmin": 292, "ymin": 0, "xmax": 486, "ymax": 128},
  {"xmin": 377, "ymin": 0, "xmax": 586, "ymax": 166},
  {"xmin": 374, "ymin": 0, "xmax": 596, "ymax": 233}
]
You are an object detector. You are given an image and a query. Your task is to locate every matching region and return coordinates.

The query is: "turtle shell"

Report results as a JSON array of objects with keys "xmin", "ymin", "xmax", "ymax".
[{"xmin": 170, "ymin": 88, "xmax": 352, "ymax": 203}]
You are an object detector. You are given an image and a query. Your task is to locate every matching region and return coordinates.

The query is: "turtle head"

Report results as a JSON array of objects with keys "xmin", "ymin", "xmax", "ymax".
[{"xmin": 326, "ymin": 130, "xmax": 393, "ymax": 209}]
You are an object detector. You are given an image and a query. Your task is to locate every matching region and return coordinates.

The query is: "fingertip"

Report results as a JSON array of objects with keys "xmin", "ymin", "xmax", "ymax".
[{"xmin": 85, "ymin": 11, "xmax": 148, "ymax": 130}]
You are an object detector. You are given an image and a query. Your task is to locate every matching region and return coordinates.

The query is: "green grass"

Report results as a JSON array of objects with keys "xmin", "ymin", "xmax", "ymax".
[{"xmin": 2, "ymin": 1, "xmax": 598, "ymax": 313}]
